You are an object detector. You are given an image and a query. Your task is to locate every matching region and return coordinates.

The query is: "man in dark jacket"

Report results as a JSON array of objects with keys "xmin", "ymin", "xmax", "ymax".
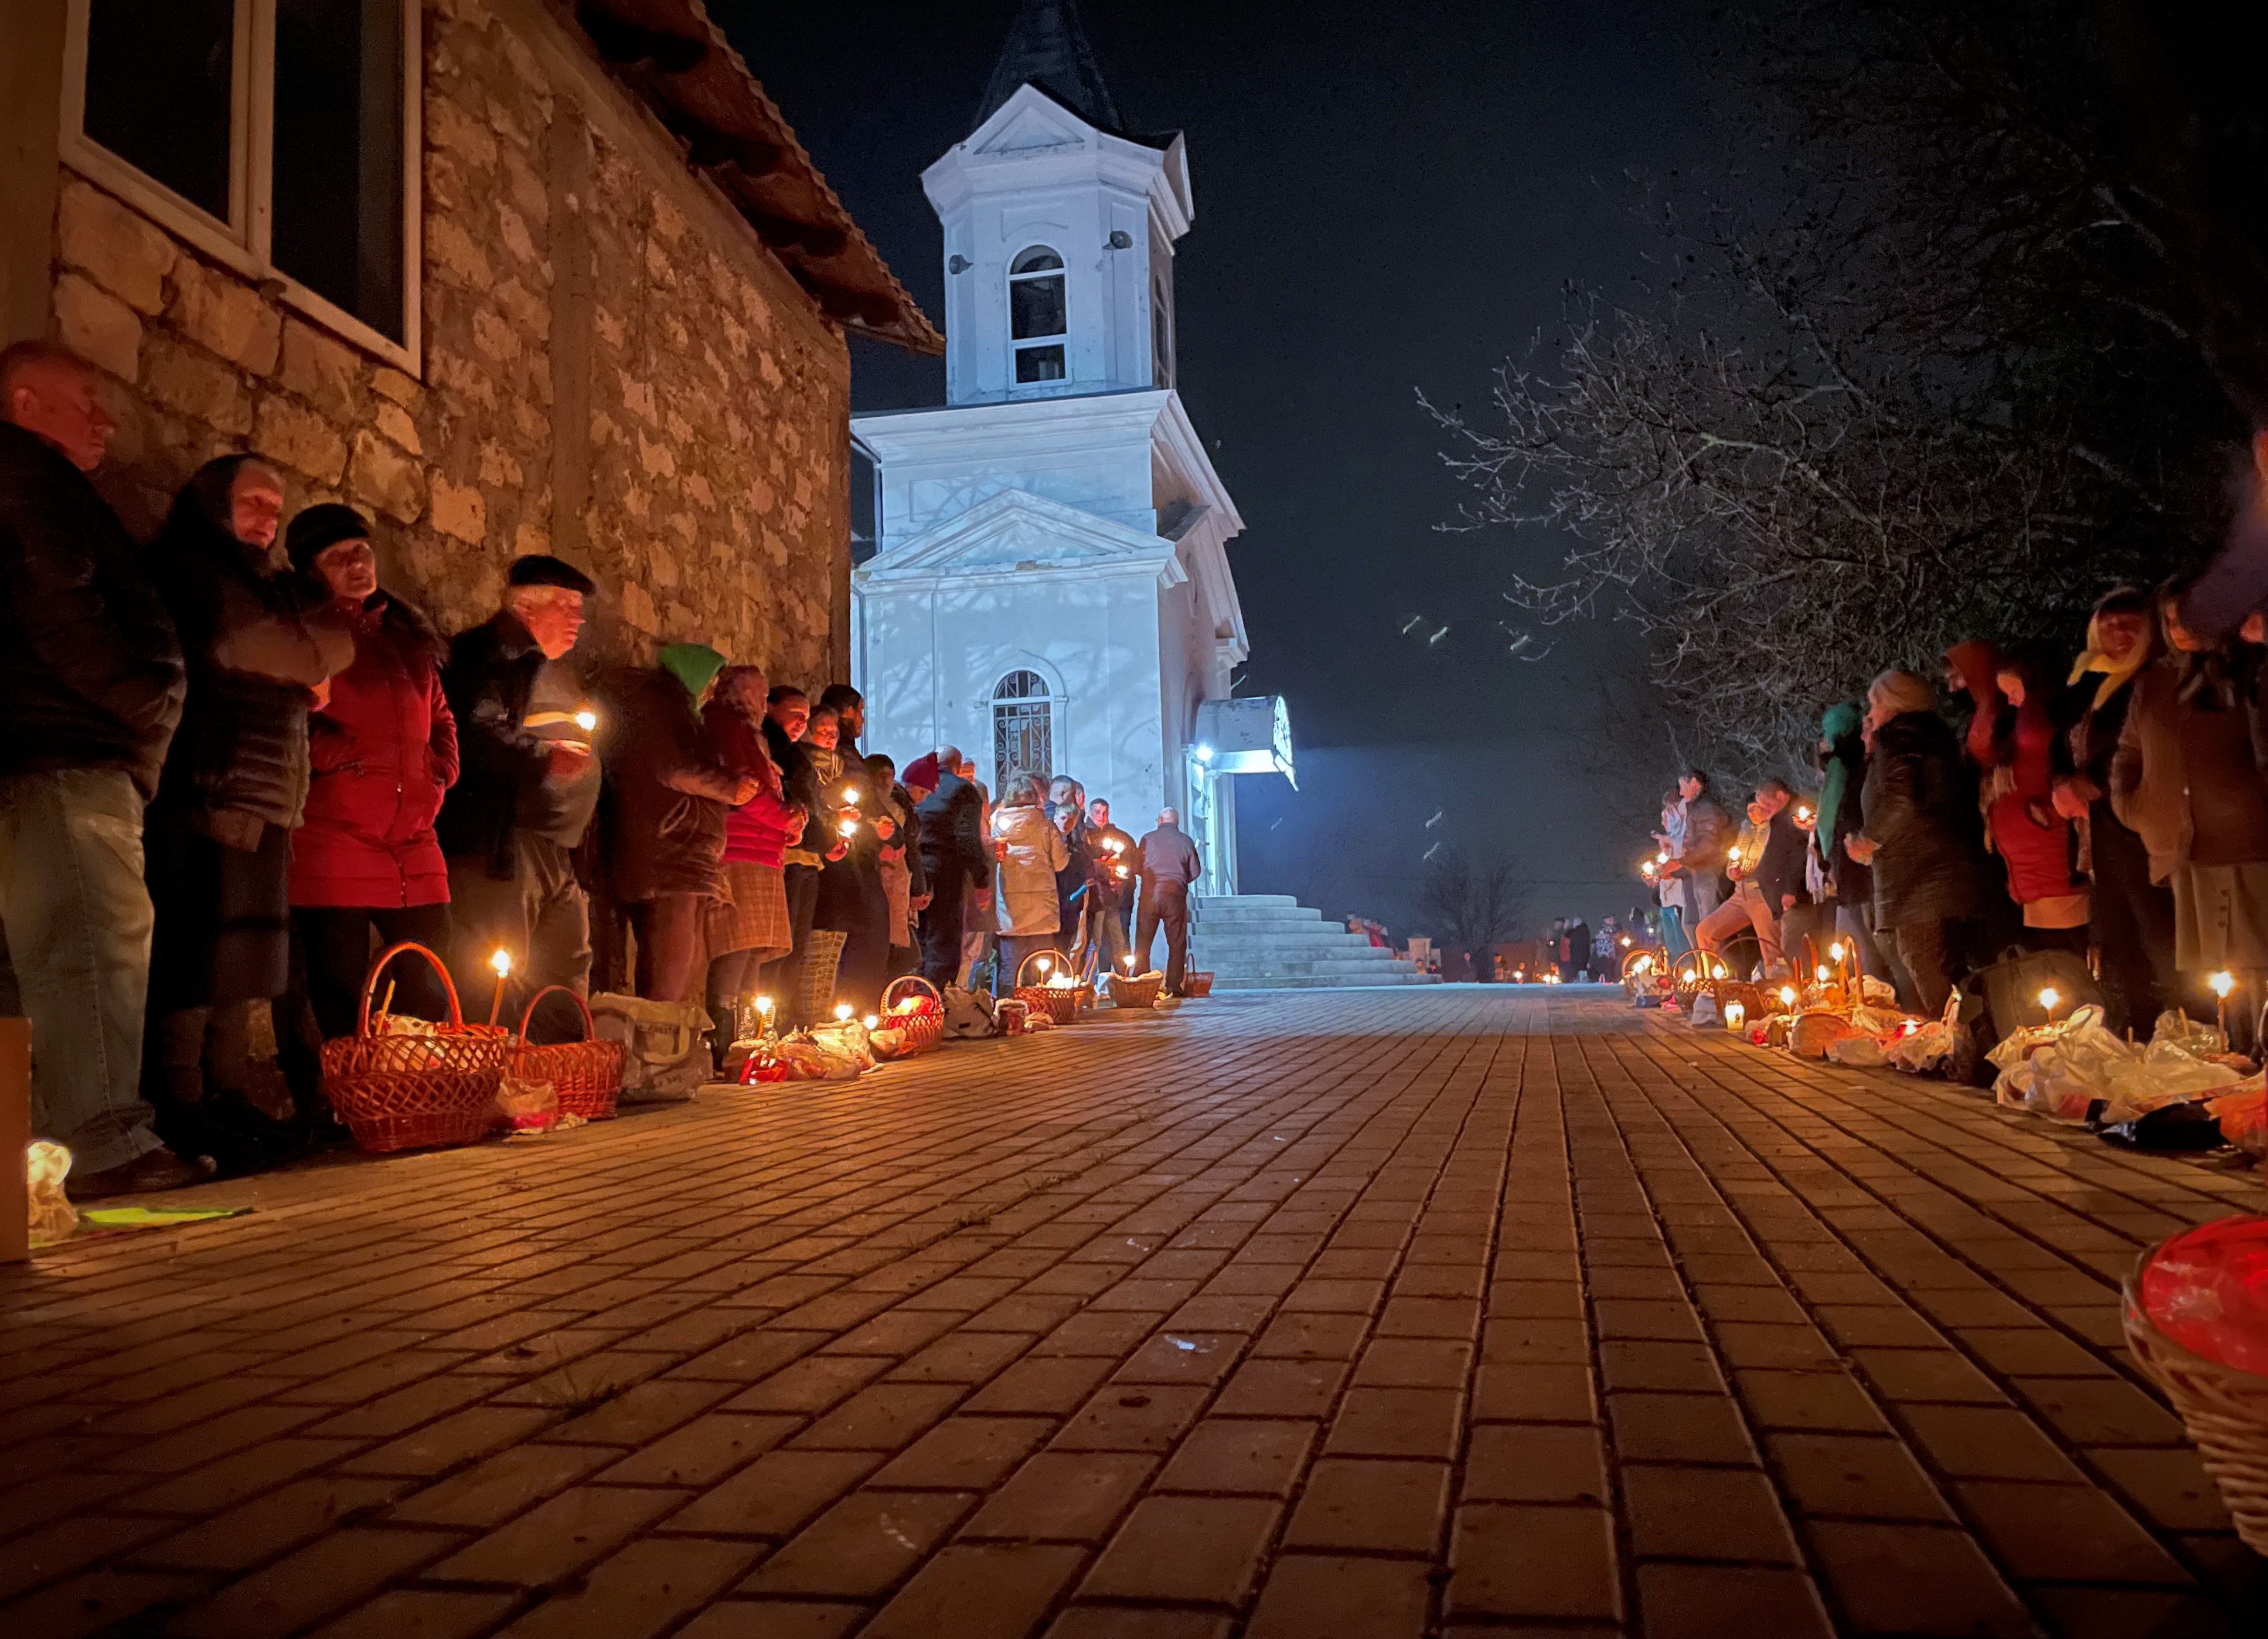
[
  {"xmin": 1135, "ymin": 807, "xmax": 1203, "ymax": 995},
  {"xmin": 911, "ymin": 744, "xmax": 992, "ymax": 989},
  {"xmin": 0, "ymin": 341, "xmax": 197, "ymax": 1195},
  {"xmin": 1087, "ymin": 797, "xmax": 1136, "ymax": 972},
  {"xmin": 437, "ymin": 555, "xmax": 600, "ymax": 1037}
]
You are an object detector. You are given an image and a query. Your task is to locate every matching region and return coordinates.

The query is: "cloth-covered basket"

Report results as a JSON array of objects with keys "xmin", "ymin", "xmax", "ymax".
[
  {"xmin": 511, "ymin": 985, "xmax": 626, "ymax": 1120},
  {"xmin": 1013, "ymin": 952, "xmax": 1081, "ymax": 1024},
  {"xmin": 320, "ymin": 942, "xmax": 509, "ymax": 1152},
  {"xmin": 2124, "ymin": 1243, "xmax": 2268, "ymax": 1552},
  {"xmin": 877, "ymin": 975, "xmax": 945, "ymax": 1056},
  {"xmin": 1109, "ymin": 971, "xmax": 1163, "ymax": 1009}
]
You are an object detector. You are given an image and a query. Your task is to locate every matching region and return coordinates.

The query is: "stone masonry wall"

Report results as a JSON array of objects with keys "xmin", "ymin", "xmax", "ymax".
[{"xmin": 47, "ymin": 0, "xmax": 849, "ymax": 684}]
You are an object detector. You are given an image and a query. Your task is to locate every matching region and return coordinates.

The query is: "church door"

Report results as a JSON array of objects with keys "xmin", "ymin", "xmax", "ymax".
[{"xmin": 992, "ymin": 669, "xmax": 1053, "ymax": 792}]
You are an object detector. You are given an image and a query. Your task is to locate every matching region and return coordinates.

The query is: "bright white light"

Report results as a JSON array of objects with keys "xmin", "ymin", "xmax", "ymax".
[
  {"xmin": 1194, "ymin": 744, "xmax": 1214, "ymax": 763},
  {"xmin": 2210, "ymin": 970, "xmax": 2236, "ymax": 999},
  {"xmin": 489, "ymin": 949, "xmax": 512, "ymax": 977},
  {"xmin": 834, "ymin": 1002, "xmax": 853, "ymax": 1021}
]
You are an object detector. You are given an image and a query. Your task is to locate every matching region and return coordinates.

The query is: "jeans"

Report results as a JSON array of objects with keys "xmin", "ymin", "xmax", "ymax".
[
  {"xmin": 0, "ymin": 769, "xmax": 165, "ymax": 1173},
  {"xmin": 1092, "ymin": 896, "xmax": 1132, "ymax": 975},
  {"xmin": 446, "ymin": 836, "xmax": 591, "ymax": 1042},
  {"xmin": 1659, "ymin": 905, "xmax": 1691, "ymax": 960},
  {"xmin": 1136, "ymin": 881, "xmax": 1191, "ymax": 992}
]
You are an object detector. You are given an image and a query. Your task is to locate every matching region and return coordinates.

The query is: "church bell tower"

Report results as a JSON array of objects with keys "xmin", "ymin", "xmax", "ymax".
[{"xmin": 922, "ymin": 0, "xmax": 1192, "ymax": 407}]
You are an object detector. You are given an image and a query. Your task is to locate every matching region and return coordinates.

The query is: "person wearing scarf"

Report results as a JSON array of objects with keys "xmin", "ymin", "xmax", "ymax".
[
  {"xmin": 2054, "ymin": 587, "xmax": 2174, "ymax": 1035},
  {"xmin": 1811, "ymin": 699, "xmax": 1901, "ymax": 994},
  {"xmin": 143, "ymin": 456, "xmax": 353, "ymax": 1169},
  {"xmin": 2110, "ymin": 583, "xmax": 2268, "ymax": 1051}
]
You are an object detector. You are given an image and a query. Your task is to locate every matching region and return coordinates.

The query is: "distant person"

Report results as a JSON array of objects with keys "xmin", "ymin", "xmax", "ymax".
[
  {"xmin": 1087, "ymin": 797, "xmax": 1135, "ymax": 972},
  {"xmin": 1666, "ymin": 770, "xmax": 1731, "ymax": 920},
  {"xmin": 1134, "ymin": 806, "xmax": 1203, "ymax": 995},
  {"xmin": 991, "ymin": 774, "xmax": 1068, "ymax": 984},
  {"xmin": 910, "ymin": 746, "xmax": 990, "ymax": 989}
]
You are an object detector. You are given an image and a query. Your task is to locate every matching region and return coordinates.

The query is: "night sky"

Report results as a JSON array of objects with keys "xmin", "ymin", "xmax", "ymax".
[{"xmin": 726, "ymin": 0, "xmax": 1725, "ymax": 934}]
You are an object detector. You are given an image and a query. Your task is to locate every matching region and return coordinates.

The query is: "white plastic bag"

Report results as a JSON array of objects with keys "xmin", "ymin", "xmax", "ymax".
[{"xmin": 2096, "ymin": 1039, "xmax": 2243, "ymax": 1127}]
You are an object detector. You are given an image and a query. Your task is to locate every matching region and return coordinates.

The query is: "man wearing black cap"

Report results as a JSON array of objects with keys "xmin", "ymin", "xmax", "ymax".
[{"xmin": 437, "ymin": 555, "xmax": 601, "ymax": 1036}]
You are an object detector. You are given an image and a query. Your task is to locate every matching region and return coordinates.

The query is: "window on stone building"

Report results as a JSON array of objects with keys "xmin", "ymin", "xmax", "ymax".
[
  {"xmin": 1151, "ymin": 271, "xmax": 1174, "ymax": 388},
  {"xmin": 992, "ymin": 670, "xmax": 1054, "ymax": 793},
  {"xmin": 63, "ymin": 0, "xmax": 422, "ymax": 368},
  {"xmin": 1009, "ymin": 247, "xmax": 1066, "ymax": 385}
]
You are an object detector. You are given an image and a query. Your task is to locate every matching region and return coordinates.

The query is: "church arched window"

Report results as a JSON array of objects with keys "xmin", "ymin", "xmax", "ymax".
[
  {"xmin": 992, "ymin": 669, "xmax": 1054, "ymax": 791},
  {"xmin": 1009, "ymin": 247, "xmax": 1067, "ymax": 384}
]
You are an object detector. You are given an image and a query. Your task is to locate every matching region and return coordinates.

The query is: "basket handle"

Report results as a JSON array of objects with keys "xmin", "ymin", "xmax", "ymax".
[
  {"xmin": 1015, "ymin": 949, "xmax": 1063, "ymax": 985},
  {"xmin": 881, "ymin": 974, "xmax": 941, "ymax": 1011},
  {"xmin": 517, "ymin": 983, "xmax": 595, "ymax": 1045},
  {"xmin": 358, "ymin": 941, "xmax": 466, "ymax": 1037}
]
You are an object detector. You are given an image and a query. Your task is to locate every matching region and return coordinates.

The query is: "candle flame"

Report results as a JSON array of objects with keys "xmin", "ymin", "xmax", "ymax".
[
  {"xmin": 2038, "ymin": 987, "xmax": 2060, "ymax": 1011},
  {"xmin": 489, "ymin": 948, "xmax": 512, "ymax": 977},
  {"xmin": 2210, "ymin": 970, "xmax": 2236, "ymax": 999},
  {"xmin": 573, "ymin": 709, "xmax": 597, "ymax": 733},
  {"xmin": 834, "ymin": 1002, "xmax": 853, "ymax": 1021},
  {"xmin": 863, "ymin": 1014, "xmax": 879, "ymax": 1029},
  {"xmin": 1778, "ymin": 985, "xmax": 1797, "ymax": 1006},
  {"xmin": 755, "ymin": 995, "xmax": 775, "ymax": 1015}
]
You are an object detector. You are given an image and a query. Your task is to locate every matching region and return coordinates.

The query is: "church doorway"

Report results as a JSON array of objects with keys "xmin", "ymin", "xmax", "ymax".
[{"xmin": 992, "ymin": 669, "xmax": 1053, "ymax": 792}]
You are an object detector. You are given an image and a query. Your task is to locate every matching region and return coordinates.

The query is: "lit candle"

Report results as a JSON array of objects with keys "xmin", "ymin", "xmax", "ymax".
[
  {"xmin": 843, "ymin": 786, "xmax": 861, "ymax": 804},
  {"xmin": 1724, "ymin": 1001, "xmax": 1746, "ymax": 1032},
  {"xmin": 1036, "ymin": 956, "xmax": 1051, "ymax": 974},
  {"xmin": 573, "ymin": 709, "xmax": 598, "ymax": 733},
  {"xmin": 1123, "ymin": 955, "xmax": 1137, "ymax": 972},
  {"xmin": 1815, "ymin": 964, "xmax": 1831, "ymax": 984},
  {"xmin": 2038, "ymin": 985, "xmax": 2061, "ymax": 1023},
  {"xmin": 487, "ymin": 948, "xmax": 512, "ymax": 1027},
  {"xmin": 1777, "ymin": 985, "xmax": 1798, "ymax": 1010},
  {"xmin": 834, "ymin": 1002, "xmax": 853, "ymax": 1023},
  {"xmin": 863, "ymin": 1014, "xmax": 879, "ymax": 1030},
  {"xmin": 2209, "ymin": 970, "xmax": 2235, "ymax": 1039}
]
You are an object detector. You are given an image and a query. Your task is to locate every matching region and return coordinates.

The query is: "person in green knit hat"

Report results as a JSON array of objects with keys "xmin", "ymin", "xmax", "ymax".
[{"xmin": 607, "ymin": 641, "xmax": 760, "ymax": 1002}]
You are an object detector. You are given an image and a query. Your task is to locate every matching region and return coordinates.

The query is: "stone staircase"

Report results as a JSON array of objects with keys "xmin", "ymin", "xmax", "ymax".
[{"xmin": 1186, "ymin": 895, "xmax": 1438, "ymax": 989}]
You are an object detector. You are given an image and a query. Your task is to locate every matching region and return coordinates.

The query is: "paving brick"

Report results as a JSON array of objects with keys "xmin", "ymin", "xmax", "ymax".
[
  {"xmin": 598, "ymin": 1412, "xmax": 800, "ymax": 1488},
  {"xmin": 962, "ymin": 1451, "xmax": 1156, "ymax": 1542},
  {"xmin": 1767, "ymin": 1432, "xmax": 1955, "ymax": 1522},
  {"xmin": 740, "ymin": 1489, "xmax": 974, "ymax": 1597},
  {"xmin": 391, "ymin": 1441, "xmax": 619, "ymax": 1528},
  {"xmin": 307, "ymin": 1589, "xmax": 520, "ymax": 1639},
  {"xmin": 1621, "ymin": 1463, "xmax": 1801, "ymax": 1563},
  {"xmin": 1896, "ymin": 1405, "xmax": 2089, "ymax": 1482},
  {"xmin": 1154, "ymin": 1418, "xmax": 1314, "ymax": 1497},
  {"xmin": 667, "ymin": 1449, "xmax": 884, "ymax": 1538},
  {"xmin": 1607, "ymin": 1390, "xmax": 1757, "ymax": 1464},
  {"xmin": 1735, "ymin": 1368, "xmax": 1889, "ymax": 1434},
  {"xmin": 1463, "ymin": 1422, "xmax": 1609, "ymax": 1504},
  {"xmin": 430, "ymin": 1484, "xmax": 685, "ymax": 1584},
  {"xmin": 167, "ymin": 1526, "xmax": 459, "ymax": 1639},
  {"xmin": 1805, "ymin": 1520, "xmax": 2036, "ymax": 1637},
  {"xmin": 138, "ymin": 1475, "xmax": 407, "ymax": 1572},
  {"xmin": 1323, "ymin": 1386, "xmax": 1462, "ymax": 1458},
  {"xmin": 1078, "ymin": 1494, "xmax": 1280, "ymax": 1604},
  {"xmin": 1470, "ymin": 1361, "xmax": 1595, "ymax": 1423},
  {"xmin": 1246, "ymin": 1554, "xmax": 1431, "ymax": 1639},
  {"xmin": 861, "ymin": 1542, "xmax": 1088, "ymax": 1639},
  {"xmin": 1635, "ymin": 1562, "xmax": 1835, "ymax": 1639},
  {"xmin": 1953, "ymin": 1480, "xmax": 2192, "ymax": 1583},
  {"xmin": 1280, "ymin": 1456, "xmax": 1446, "ymax": 1553},
  {"xmin": 1446, "ymin": 1502, "xmax": 1620, "ymax": 1620},
  {"xmin": 493, "ymin": 1538, "xmax": 759, "ymax": 1639}
]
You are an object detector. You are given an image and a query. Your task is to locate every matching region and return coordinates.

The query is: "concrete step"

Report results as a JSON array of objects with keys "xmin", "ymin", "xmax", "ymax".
[
  {"xmin": 1183, "ymin": 893, "xmax": 1438, "ymax": 988},
  {"xmin": 1208, "ymin": 973, "xmax": 1434, "ymax": 989}
]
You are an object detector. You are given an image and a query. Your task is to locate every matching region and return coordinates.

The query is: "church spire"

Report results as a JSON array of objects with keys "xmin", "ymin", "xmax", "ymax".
[{"xmin": 973, "ymin": 0, "xmax": 1122, "ymax": 135}]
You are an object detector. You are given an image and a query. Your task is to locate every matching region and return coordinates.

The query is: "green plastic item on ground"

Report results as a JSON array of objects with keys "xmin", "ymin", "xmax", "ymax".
[{"xmin": 78, "ymin": 1206, "xmax": 248, "ymax": 1228}]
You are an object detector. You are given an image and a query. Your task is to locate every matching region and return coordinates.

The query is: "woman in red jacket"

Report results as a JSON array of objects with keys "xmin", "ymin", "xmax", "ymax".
[
  {"xmin": 1945, "ymin": 639, "xmax": 2087, "ymax": 944},
  {"xmin": 284, "ymin": 506, "xmax": 459, "ymax": 1037},
  {"xmin": 701, "ymin": 664, "xmax": 805, "ymax": 1056}
]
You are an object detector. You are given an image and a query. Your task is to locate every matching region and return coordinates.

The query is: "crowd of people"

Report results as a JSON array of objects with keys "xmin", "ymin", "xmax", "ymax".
[
  {"xmin": 1642, "ymin": 580, "xmax": 2268, "ymax": 1050},
  {"xmin": 0, "ymin": 341, "xmax": 1208, "ymax": 1198}
]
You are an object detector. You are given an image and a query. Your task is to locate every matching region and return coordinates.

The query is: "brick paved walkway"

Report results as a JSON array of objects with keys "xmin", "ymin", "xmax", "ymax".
[{"xmin": 4, "ymin": 988, "xmax": 2264, "ymax": 1638}]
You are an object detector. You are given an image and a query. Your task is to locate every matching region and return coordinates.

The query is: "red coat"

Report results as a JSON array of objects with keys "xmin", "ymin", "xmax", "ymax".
[
  {"xmin": 1987, "ymin": 696, "xmax": 2082, "ymax": 903},
  {"xmin": 289, "ymin": 596, "xmax": 458, "ymax": 908},
  {"xmin": 701, "ymin": 699, "xmax": 801, "ymax": 867}
]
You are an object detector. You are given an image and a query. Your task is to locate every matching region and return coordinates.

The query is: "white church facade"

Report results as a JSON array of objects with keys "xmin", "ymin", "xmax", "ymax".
[{"xmin": 849, "ymin": 2, "xmax": 1279, "ymax": 893}]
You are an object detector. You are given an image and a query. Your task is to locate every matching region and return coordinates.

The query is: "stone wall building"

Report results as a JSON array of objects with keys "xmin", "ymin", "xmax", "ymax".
[{"xmin": 1, "ymin": 0, "xmax": 937, "ymax": 679}]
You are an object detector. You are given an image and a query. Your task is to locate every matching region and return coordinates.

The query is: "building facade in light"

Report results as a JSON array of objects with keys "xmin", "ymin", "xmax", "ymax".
[{"xmin": 851, "ymin": 1, "xmax": 1262, "ymax": 890}]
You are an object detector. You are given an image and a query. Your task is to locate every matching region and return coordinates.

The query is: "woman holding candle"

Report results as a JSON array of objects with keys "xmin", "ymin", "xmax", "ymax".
[
  {"xmin": 701, "ymin": 665, "xmax": 802, "ymax": 1063},
  {"xmin": 282, "ymin": 505, "xmax": 458, "ymax": 1047},
  {"xmin": 991, "ymin": 773, "xmax": 1069, "ymax": 987}
]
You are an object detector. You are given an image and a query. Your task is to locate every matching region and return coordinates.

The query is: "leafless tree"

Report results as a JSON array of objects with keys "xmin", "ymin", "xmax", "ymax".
[
  {"xmin": 1424, "ymin": 0, "xmax": 2264, "ymax": 774},
  {"xmin": 1416, "ymin": 851, "xmax": 1534, "ymax": 977}
]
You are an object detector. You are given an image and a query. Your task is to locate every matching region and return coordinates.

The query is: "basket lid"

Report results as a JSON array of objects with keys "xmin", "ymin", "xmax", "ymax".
[{"xmin": 2139, "ymin": 1213, "xmax": 2268, "ymax": 1376}]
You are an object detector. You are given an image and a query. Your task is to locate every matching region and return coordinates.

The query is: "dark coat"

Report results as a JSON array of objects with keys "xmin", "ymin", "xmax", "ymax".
[
  {"xmin": 605, "ymin": 667, "xmax": 741, "ymax": 903},
  {"xmin": 1861, "ymin": 710, "xmax": 1990, "ymax": 927},
  {"xmin": 290, "ymin": 594, "xmax": 458, "ymax": 909},
  {"xmin": 1750, "ymin": 808, "xmax": 1810, "ymax": 910},
  {"xmin": 148, "ymin": 459, "xmax": 348, "ymax": 834},
  {"xmin": 0, "ymin": 423, "xmax": 184, "ymax": 798},
  {"xmin": 2111, "ymin": 656, "xmax": 2268, "ymax": 883},
  {"xmin": 435, "ymin": 612, "xmax": 549, "ymax": 874},
  {"xmin": 915, "ymin": 770, "xmax": 992, "ymax": 895},
  {"xmin": 1680, "ymin": 794, "xmax": 1733, "ymax": 872}
]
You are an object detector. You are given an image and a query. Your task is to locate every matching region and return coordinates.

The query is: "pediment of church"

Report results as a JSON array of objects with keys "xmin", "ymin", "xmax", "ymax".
[
  {"xmin": 968, "ymin": 85, "xmax": 1093, "ymax": 158},
  {"xmin": 859, "ymin": 487, "xmax": 1185, "ymax": 585}
]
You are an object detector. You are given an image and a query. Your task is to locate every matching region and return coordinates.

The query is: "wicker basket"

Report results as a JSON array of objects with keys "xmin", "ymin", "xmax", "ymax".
[
  {"xmin": 1109, "ymin": 971, "xmax": 1163, "ymax": 1009},
  {"xmin": 793, "ymin": 928, "xmax": 849, "ymax": 1025},
  {"xmin": 877, "ymin": 975, "xmax": 945, "ymax": 1056},
  {"xmin": 320, "ymin": 943, "xmax": 509, "ymax": 1153},
  {"xmin": 2123, "ymin": 1253, "xmax": 2268, "ymax": 1552},
  {"xmin": 1013, "ymin": 952, "xmax": 1081, "ymax": 1024},
  {"xmin": 1181, "ymin": 971, "xmax": 1214, "ymax": 998},
  {"xmin": 512, "ymin": 985, "xmax": 626, "ymax": 1120}
]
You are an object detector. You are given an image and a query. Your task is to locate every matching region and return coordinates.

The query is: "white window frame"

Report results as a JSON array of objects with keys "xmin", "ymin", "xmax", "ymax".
[
  {"xmin": 59, "ymin": 0, "xmax": 423, "ymax": 375},
  {"xmin": 1007, "ymin": 245, "xmax": 1067, "ymax": 386}
]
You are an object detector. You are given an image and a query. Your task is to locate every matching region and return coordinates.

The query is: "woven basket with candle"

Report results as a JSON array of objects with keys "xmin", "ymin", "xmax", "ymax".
[
  {"xmin": 1109, "ymin": 970, "xmax": 1163, "ymax": 1009},
  {"xmin": 1014, "ymin": 952, "xmax": 1082, "ymax": 1024},
  {"xmin": 510, "ymin": 985, "xmax": 626, "ymax": 1120},
  {"xmin": 320, "ymin": 943, "xmax": 509, "ymax": 1153}
]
